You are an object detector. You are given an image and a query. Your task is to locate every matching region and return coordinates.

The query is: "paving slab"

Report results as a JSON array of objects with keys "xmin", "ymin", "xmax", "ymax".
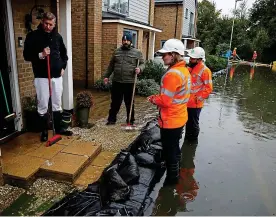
[
  {"xmin": 1, "ymin": 141, "xmax": 41, "ymax": 156},
  {"xmin": 39, "ymin": 152, "xmax": 89, "ymax": 179},
  {"xmin": 3, "ymin": 155, "xmax": 46, "ymax": 180},
  {"xmin": 74, "ymin": 165, "xmax": 105, "ymax": 186},
  {"xmin": 1, "ymin": 152, "xmax": 18, "ymax": 164},
  {"xmin": 56, "ymin": 135, "xmax": 80, "ymax": 146},
  {"xmin": 61, "ymin": 141, "xmax": 102, "ymax": 158},
  {"xmin": 26, "ymin": 144, "xmax": 66, "ymax": 159},
  {"xmin": 91, "ymin": 151, "xmax": 117, "ymax": 167}
]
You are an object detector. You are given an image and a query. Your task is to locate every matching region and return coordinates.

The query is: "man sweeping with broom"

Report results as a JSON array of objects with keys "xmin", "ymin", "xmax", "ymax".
[
  {"xmin": 104, "ymin": 33, "xmax": 145, "ymax": 126},
  {"xmin": 23, "ymin": 12, "xmax": 72, "ymax": 143}
]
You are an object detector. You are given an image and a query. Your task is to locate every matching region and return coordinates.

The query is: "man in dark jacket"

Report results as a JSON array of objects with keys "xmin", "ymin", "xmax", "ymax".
[
  {"xmin": 104, "ymin": 33, "xmax": 145, "ymax": 125},
  {"xmin": 23, "ymin": 12, "xmax": 72, "ymax": 142}
]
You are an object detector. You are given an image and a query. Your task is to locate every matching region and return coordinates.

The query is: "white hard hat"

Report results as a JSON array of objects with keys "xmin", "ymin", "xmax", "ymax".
[
  {"xmin": 158, "ymin": 39, "xmax": 185, "ymax": 56},
  {"xmin": 187, "ymin": 47, "xmax": 205, "ymax": 59}
]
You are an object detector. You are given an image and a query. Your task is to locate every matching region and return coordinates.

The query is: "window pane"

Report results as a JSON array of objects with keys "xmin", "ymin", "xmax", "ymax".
[
  {"xmin": 109, "ymin": 0, "xmax": 120, "ymax": 12},
  {"xmin": 120, "ymin": 0, "xmax": 129, "ymax": 14}
]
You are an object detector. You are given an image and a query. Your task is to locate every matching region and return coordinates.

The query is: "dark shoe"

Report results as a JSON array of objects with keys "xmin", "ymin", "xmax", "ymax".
[
  {"xmin": 39, "ymin": 113, "xmax": 48, "ymax": 142},
  {"xmin": 41, "ymin": 130, "xmax": 48, "ymax": 142},
  {"xmin": 57, "ymin": 129, "xmax": 73, "ymax": 136},
  {"xmin": 106, "ymin": 121, "xmax": 116, "ymax": 125}
]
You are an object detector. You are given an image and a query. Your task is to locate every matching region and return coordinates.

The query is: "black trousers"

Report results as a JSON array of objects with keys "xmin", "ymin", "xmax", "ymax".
[
  {"xmin": 108, "ymin": 81, "xmax": 135, "ymax": 123},
  {"xmin": 161, "ymin": 126, "xmax": 184, "ymax": 182},
  {"xmin": 185, "ymin": 108, "xmax": 202, "ymax": 140}
]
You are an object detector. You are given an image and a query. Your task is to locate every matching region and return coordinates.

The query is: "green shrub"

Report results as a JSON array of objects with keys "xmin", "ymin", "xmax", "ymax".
[
  {"xmin": 139, "ymin": 60, "xmax": 166, "ymax": 83},
  {"xmin": 136, "ymin": 79, "xmax": 160, "ymax": 97},
  {"xmin": 205, "ymin": 55, "xmax": 228, "ymax": 72},
  {"xmin": 94, "ymin": 78, "xmax": 112, "ymax": 91}
]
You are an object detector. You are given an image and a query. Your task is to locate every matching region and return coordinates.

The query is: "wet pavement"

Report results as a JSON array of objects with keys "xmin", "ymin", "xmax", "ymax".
[{"xmin": 152, "ymin": 65, "xmax": 276, "ymax": 216}]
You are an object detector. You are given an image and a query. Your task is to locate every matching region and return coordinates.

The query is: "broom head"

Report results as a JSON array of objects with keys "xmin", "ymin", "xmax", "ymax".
[{"xmin": 46, "ymin": 134, "xmax": 62, "ymax": 147}]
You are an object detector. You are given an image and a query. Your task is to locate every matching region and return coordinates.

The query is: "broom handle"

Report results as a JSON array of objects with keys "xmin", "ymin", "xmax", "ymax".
[
  {"xmin": 128, "ymin": 59, "xmax": 139, "ymax": 124},
  {"xmin": 47, "ymin": 55, "xmax": 55, "ymax": 135},
  {"xmin": 0, "ymin": 70, "xmax": 11, "ymax": 114}
]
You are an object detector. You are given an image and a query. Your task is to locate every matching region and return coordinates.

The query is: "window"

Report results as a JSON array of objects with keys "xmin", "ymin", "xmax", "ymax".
[
  {"xmin": 161, "ymin": 40, "xmax": 166, "ymax": 49},
  {"xmin": 185, "ymin": 8, "xmax": 188, "ymax": 19},
  {"xmin": 123, "ymin": 29, "xmax": 138, "ymax": 48},
  {"xmin": 190, "ymin": 12, "xmax": 194, "ymax": 24},
  {"xmin": 108, "ymin": 0, "xmax": 129, "ymax": 16}
]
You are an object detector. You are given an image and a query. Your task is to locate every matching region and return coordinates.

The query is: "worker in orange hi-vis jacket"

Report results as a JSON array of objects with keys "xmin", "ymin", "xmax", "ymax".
[
  {"xmin": 185, "ymin": 47, "xmax": 213, "ymax": 145},
  {"xmin": 148, "ymin": 39, "xmax": 191, "ymax": 185},
  {"xmin": 232, "ymin": 47, "xmax": 237, "ymax": 60},
  {"xmin": 252, "ymin": 51, "xmax": 257, "ymax": 62}
]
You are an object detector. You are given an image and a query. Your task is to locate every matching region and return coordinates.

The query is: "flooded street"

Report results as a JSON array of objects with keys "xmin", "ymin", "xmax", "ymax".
[{"xmin": 153, "ymin": 66, "xmax": 276, "ymax": 216}]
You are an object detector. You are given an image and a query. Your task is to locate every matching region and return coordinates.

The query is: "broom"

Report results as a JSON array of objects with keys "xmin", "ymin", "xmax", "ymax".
[
  {"xmin": 121, "ymin": 59, "xmax": 139, "ymax": 131},
  {"xmin": 0, "ymin": 69, "xmax": 16, "ymax": 122},
  {"xmin": 46, "ymin": 55, "xmax": 62, "ymax": 147}
]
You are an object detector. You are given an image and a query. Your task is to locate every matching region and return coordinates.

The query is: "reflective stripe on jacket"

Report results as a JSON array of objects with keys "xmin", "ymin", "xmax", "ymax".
[
  {"xmin": 187, "ymin": 62, "xmax": 213, "ymax": 108},
  {"xmin": 151, "ymin": 61, "xmax": 191, "ymax": 129}
]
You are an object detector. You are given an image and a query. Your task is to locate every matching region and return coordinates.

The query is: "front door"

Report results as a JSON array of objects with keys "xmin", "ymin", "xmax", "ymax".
[{"xmin": 0, "ymin": 1, "xmax": 15, "ymax": 139}]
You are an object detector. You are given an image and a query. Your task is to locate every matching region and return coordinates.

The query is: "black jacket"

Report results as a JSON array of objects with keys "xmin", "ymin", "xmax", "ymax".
[{"xmin": 23, "ymin": 25, "xmax": 68, "ymax": 78}]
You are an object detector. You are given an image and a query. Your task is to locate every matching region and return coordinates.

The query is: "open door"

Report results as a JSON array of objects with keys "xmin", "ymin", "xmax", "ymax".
[{"xmin": 0, "ymin": 1, "xmax": 16, "ymax": 141}]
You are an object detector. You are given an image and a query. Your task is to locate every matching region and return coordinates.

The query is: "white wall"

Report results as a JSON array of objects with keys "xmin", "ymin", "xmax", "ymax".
[{"xmin": 182, "ymin": 0, "xmax": 195, "ymax": 36}]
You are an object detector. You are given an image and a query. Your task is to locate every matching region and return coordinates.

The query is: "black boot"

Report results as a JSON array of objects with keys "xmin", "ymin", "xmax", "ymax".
[
  {"xmin": 39, "ymin": 113, "xmax": 48, "ymax": 142},
  {"xmin": 53, "ymin": 111, "xmax": 73, "ymax": 136},
  {"xmin": 164, "ymin": 163, "xmax": 180, "ymax": 186}
]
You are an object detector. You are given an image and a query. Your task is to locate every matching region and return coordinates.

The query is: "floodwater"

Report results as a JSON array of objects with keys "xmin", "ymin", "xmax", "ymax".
[{"xmin": 152, "ymin": 65, "xmax": 276, "ymax": 216}]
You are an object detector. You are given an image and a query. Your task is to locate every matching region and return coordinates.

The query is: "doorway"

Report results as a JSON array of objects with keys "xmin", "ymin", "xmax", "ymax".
[{"xmin": 0, "ymin": 1, "xmax": 15, "ymax": 140}]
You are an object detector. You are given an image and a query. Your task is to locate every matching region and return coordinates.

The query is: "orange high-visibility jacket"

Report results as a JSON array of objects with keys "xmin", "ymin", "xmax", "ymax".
[
  {"xmin": 151, "ymin": 61, "xmax": 191, "ymax": 129},
  {"xmin": 187, "ymin": 62, "xmax": 213, "ymax": 108}
]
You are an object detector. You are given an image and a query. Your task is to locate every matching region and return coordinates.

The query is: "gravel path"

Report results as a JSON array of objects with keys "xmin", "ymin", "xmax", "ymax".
[{"xmin": 71, "ymin": 99, "xmax": 159, "ymax": 152}]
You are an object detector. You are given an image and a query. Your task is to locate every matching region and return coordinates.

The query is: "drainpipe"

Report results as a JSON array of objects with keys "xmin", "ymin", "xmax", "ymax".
[
  {"xmin": 85, "ymin": 0, "xmax": 88, "ymax": 89},
  {"xmin": 174, "ymin": 3, "xmax": 179, "ymax": 38}
]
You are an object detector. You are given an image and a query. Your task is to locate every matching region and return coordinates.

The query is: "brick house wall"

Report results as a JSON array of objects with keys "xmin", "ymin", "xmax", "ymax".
[
  {"xmin": 102, "ymin": 23, "xmax": 144, "ymax": 75},
  {"xmin": 11, "ymin": 0, "xmax": 52, "ymax": 98},
  {"xmin": 71, "ymin": 0, "xmax": 102, "ymax": 88},
  {"xmin": 154, "ymin": 4, "xmax": 183, "ymax": 51}
]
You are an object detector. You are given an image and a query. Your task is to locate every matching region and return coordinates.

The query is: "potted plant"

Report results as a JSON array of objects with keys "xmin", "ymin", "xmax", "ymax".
[
  {"xmin": 75, "ymin": 91, "xmax": 93, "ymax": 128},
  {"xmin": 22, "ymin": 96, "xmax": 40, "ymax": 132}
]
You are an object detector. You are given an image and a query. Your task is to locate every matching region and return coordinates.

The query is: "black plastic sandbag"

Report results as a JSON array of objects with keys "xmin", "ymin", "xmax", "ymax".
[
  {"xmin": 103, "ymin": 167, "xmax": 130, "ymax": 202},
  {"xmin": 97, "ymin": 200, "xmax": 142, "ymax": 216},
  {"xmin": 118, "ymin": 154, "xmax": 140, "ymax": 185},
  {"xmin": 128, "ymin": 119, "xmax": 161, "ymax": 154},
  {"xmin": 43, "ymin": 189, "xmax": 101, "ymax": 216}
]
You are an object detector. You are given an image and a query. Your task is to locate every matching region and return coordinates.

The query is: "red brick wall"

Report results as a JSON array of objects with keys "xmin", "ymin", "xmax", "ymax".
[
  {"xmin": 71, "ymin": 0, "xmax": 102, "ymax": 87},
  {"xmin": 154, "ymin": 4, "xmax": 183, "ymax": 51},
  {"xmin": 102, "ymin": 23, "xmax": 119, "ymax": 75},
  {"xmin": 11, "ymin": 0, "xmax": 51, "ymax": 98}
]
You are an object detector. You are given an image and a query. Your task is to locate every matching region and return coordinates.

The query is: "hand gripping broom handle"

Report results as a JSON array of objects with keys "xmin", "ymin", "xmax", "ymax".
[
  {"xmin": 128, "ymin": 59, "xmax": 139, "ymax": 125},
  {"xmin": 47, "ymin": 55, "xmax": 56, "ymax": 135}
]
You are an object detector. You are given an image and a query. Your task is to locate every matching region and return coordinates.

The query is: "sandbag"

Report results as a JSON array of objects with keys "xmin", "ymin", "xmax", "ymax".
[
  {"xmin": 128, "ymin": 119, "xmax": 161, "ymax": 154},
  {"xmin": 43, "ymin": 190, "xmax": 101, "ymax": 216},
  {"xmin": 103, "ymin": 167, "xmax": 130, "ymax": 202},
  {"xmin": 118, "ymin": 154, "xmax": 140, "ymax": 185}
]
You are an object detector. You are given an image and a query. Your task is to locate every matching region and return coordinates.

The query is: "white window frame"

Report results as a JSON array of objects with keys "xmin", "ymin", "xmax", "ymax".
[
  {"xmin": 107, "ymin": 0, "xmax": 129, "ymax": 16},
  {"xmin": 2, "ymin": 0, "xmax": 22, "ymax": 131},
  {"xmin": 160, "ymin": 40, "xmax": 166, "ymax": 49}
]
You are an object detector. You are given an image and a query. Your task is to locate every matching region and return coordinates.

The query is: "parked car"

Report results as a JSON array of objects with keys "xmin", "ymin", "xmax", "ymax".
[{"xmin": 153, "ymin": 50, "xmax": 190, "ymax": 68}]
